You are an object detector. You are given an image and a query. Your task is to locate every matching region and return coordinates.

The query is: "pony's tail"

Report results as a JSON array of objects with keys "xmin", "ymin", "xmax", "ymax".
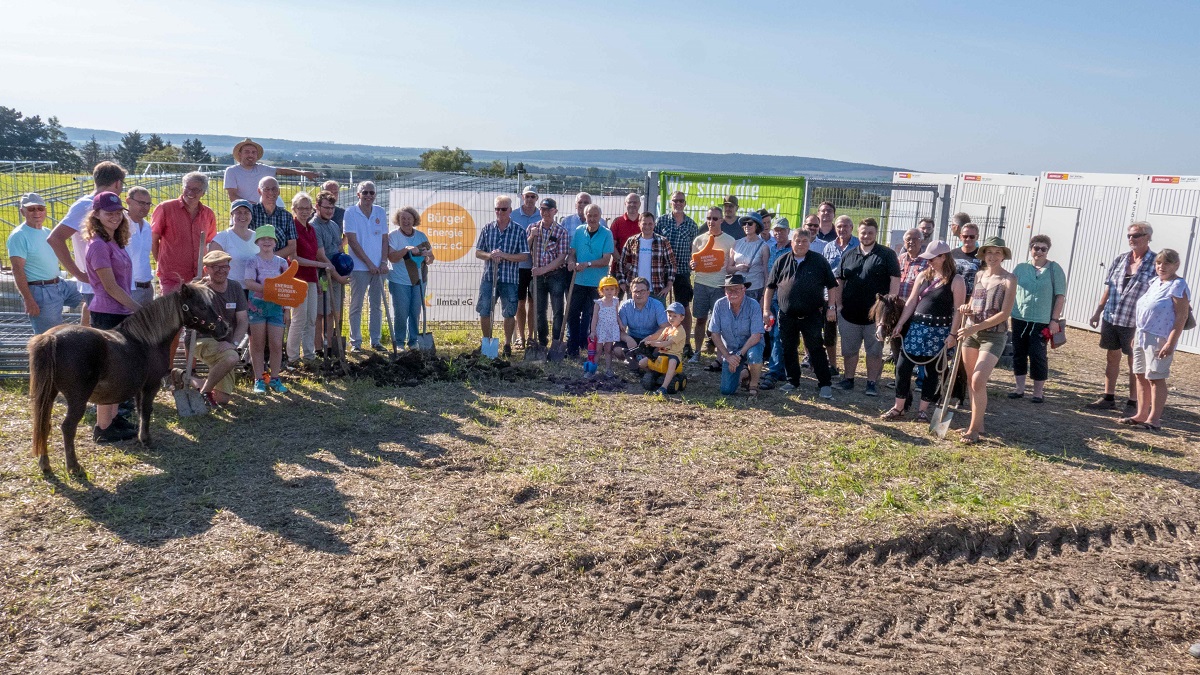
[{"xmin": 28, "ymin": 333, "xmax": 57, "ymax": 459}]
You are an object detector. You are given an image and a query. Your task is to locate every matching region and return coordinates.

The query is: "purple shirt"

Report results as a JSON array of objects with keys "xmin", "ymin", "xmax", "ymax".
[
  {"xmin": 86, "ymin": 237, "xmax": 134, "ymax": 315},
  {"xmin": 245, "ymin": 254, "xmax": 289, "ymax": 300}
]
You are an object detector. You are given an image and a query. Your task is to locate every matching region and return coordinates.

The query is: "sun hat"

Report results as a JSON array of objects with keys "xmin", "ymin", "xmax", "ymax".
[
  {"xmin": 253, "ymin": 225, "xmax": 277, "ymax": 243},
  {"xmin": 93, "ymin": 192, "xmax": 123, "ymax": 212},
  {"xmin": 230, "ymin": 199, "xmax": 253, "ymax": 214},
  {"xmin": 977, "ymin": 236, "xmax": 1012, "ymax": 261},
  {"xmin": 203, "ymin": 250, "xmax": 233, "ymax": 266},
  {"xmin": 739, "ymin": 212, "xmax": 763, "ymax": 228},
  {"xmin": 233, "ymin": 138, "xmax": 264, "ymax": 158},
  {"xmin": 722, "ymin": 273, "xmax": 752, "ymax": 288},
  {"xmin": 918, "ymin": 241, "xmax": 953, "ymax": 260},
  {"xmin": 598, "ymin": 275, "xmax": 619, "ymax": 291},
  {"xmin": 667, "ymin": 302, "xmax": 686, "ymax": 315},
  {"xmin": 754, "ymin": 208, "xmax": 776, "ymax": 220},
  {"xmin": 20, "ymin": 193, "xmax": 45, "ymax": 208}
]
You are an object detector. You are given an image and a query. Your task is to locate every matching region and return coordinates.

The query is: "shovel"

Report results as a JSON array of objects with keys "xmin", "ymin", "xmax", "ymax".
[
  {"xmin": 524, "ymin": 272, "xmax": 544, "ymax": 361},
  {"xmin": 173, "ymin": 328, "xmax": 208, "ymax": 416},
  {"xmin": 547, "ymin": 270, "xmax": 577, "ymax": 362},
  {"xmin": 380, "ymin": 277, "xmax": 398, "ymax": 359},
  {"xmin": 481, "ymin": 263, "xmax": 501, "ymax": 358},
  {"xmin": 929, "ymin": 339, "xmax": 964, "ymax": 439},
  {"xmin": 416, "ymin": 278, "xmax": 435, "ymax": 354}
]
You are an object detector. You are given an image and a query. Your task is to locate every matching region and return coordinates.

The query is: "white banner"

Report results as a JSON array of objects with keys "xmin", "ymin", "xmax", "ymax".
[{"xmin": 388, "ymin": 190, "xmax": 627, "ymax": 321}]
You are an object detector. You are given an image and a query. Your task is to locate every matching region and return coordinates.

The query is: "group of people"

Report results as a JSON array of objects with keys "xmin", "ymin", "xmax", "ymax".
[{"xmin": 5, "ymin": 149, "xmax": 1194, "ymax": 444}]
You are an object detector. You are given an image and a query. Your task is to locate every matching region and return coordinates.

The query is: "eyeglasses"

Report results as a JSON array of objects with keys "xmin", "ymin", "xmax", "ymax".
[
  {"xmin": 23, "ymin": 206, "xmax": 46, "ymax": 212},
  {"xmin": 631, "ymin": 288, "xmax": 649, "ymax": 294},
  {"xmin": 1031, "ymin": 246, "xmax": 1049, "ymax": 252},
  {"xmin": 207, "ymin": 264, "xmax": 231, "ymax": 271},
  {"xmin": 128, "ymin": 198, "xmax": 152, "ymax": 207},
  {"xmin": 360, "ymin": 191, "xmax": 376, "ymax": 195},
  {"xmin": 1127, "ymin": 232, "xmax": 1147, "ymax": 240},
  {"xmin": 495, "ymin": 207, "xmax": 510, "ymax": 212},
  {"xmin": 671, "ymin": 198, "xmax": 685, "ymax": 203}
]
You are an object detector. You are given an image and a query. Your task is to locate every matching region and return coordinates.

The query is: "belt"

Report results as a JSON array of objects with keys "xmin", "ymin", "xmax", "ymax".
[
  {"xmin": 27, "ymin": 278, "xmax": 60, "ymax": 286},
  {"xmin": 135, "ymin": 281, "xmax": 153, "ymax": 289},
  {"xmin": 912, "ymin": 313, "xmax": 953, "ymax": 327}
]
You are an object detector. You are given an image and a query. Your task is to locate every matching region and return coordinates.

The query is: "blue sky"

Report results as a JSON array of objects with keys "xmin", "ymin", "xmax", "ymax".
[{"xmin": 3, "ymin": 0, "xmax": 1198, "ymax": 174}]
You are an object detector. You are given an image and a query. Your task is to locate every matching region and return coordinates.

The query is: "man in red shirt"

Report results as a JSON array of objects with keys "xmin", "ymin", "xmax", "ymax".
[
  {"xmin": 152, "ymin": 171, "xmax": 217, "ymax": 295},
  {"xmin": 608, "ymin": 193, "xmax": 642, "ymax": 297}
]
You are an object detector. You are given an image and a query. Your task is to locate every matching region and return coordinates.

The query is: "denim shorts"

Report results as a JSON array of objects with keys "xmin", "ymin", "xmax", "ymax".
[
  {"xmin": 477, "ymin": 278, "xmax": 519, "ymax": 318},
  {"xmin": 249, "ymin": 297, "xmax": 285, "ymax": 326}
]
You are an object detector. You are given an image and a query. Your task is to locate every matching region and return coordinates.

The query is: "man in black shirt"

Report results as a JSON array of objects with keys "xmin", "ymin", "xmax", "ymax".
[
  {"xmin": 721, "ymin": 195, "xmax": 743, "ymax": 240},
  {"xmin": 764, "ymin": 228, "xmax": 840, "ymax": 398},
  {"xmin": 951, "ymin": 221, "xmax": 981, "ymax": 293},
  {"xmin": 835, "ymin": 218, "xmax": 901, "ymax": 396}
]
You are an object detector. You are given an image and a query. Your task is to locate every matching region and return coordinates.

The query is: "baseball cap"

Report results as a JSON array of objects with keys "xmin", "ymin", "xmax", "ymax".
[
  {"xmin": 93, "ymin": 192, "xmax": 124, "ymax": 212},
  {"xmin": 667, "ymin": 302, "xmax": 686, "ymax": 315},
  {"xmin": 522, "ymin": 185, "xmax": 538, "ymax": 196},
  {"xmin": 230, "ymin": 199, "xmax": 253, "ymax": 213},
  {"xmin": 539, "ymin": 198, "xmax": 557, "ymax": 209},
  {"xmin": 723, "ymin": 194, "xmax": 739, "ymax": 207},
  {"xmin": 20, "ymin": 193, "xmax": 46, "ymax": 208}
]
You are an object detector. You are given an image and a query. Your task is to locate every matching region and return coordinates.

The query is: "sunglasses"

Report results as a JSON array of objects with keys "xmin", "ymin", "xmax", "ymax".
[
  {"xmin": 671, "ymin": 198, "xmax": 686, "ymax": 203},
  {"xmin": 360, "ymin": 191, "xmax": 376, "ymax": 195},
  {"xmin": 961, "ymin": 235, "xmax": 977, "ymax": 240},
  {"xmin": 1031, "ymin": 246, "xmax": 1049, "ymax": 252},
  {"xmin": 495, "ymin": 207, "xmax": 510, "ymax": 211},
  {"xmin": 705, "ymin": 216, "xmax": 721, "ymax": 221},
  {"xmin": 1127, "ymin": 232, "xmax": 1147, "ymax": 240}
]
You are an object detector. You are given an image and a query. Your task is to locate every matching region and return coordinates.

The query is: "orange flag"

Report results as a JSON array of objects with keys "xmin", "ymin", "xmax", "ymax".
[
  {"xmin": 264, "ymin": 260, "xmax": 309, "ymax": 308},
  {"xmin": 691, "ymin": 234, "xmax": 725, "ymax": 273}
]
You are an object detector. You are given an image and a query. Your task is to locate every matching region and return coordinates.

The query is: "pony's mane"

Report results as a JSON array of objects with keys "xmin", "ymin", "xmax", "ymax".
[
  {"xmin": 117, "ymin": 292, "xmax": 185, "ymax": 346},
  {"xmin": 868, "ymin": 293, "xmax": 905, "ymax": 323}
]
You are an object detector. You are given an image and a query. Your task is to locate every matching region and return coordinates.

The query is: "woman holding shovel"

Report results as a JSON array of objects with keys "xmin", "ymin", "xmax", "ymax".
[{"xmin": 386, "ymin": 206, "xmax": 433, "ymax": 349}]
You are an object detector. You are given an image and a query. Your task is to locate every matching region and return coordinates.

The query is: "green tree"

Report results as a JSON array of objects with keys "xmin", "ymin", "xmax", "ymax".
[
  {"xmin": 114, "ymin": 131, "xmax": 146, "ymax": 173},
  {"xmin": 419, "ymin": 146, "xmax": 472, "ymax": 172},
  {"xmin": 81, "ymin": 135, "xmax": 103, "ymax": 168},
  {"xmin": 181, "ymin": 137, "xmax": 212, "ymax": 163},
  {"xmin": 145, "ymin": 134, "xmax": 166, "ymax": 152},
  {"xmin": 514, "ymin": 161, "xmax": 526, "ymax": 176},
  {"xmin": 0, "ymin": 107, "xmax": 81, "ymax": 170},
  {"xmin": 138, "ymin": 145, "xmax": 183, "ymax": 171},
  {"xmin": 40, "ymin": 116, "xmax": 83, "ymax": 172},
  {"xmin": 478, "ymin": 160, "xmax": 505, "ymax": 177}
]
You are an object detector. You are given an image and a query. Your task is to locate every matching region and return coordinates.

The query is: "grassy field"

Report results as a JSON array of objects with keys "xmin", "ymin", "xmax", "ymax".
[{"xmin": 2, "ymin": 327, "xmax": 1198, "ymax": 671}]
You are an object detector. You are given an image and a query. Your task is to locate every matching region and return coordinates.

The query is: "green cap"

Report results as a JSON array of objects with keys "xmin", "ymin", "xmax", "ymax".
[{"xmin": 253, "ymin": 225, "xmax": 277, "ymax": 243}]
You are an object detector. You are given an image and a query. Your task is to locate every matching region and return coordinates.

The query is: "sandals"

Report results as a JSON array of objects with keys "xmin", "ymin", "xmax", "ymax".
[
  {"xmin": 1117, "ymin": 417, "xmax": 1144, "ymax": 426},
  {"xmin": 1007, "ymin": 392, "xmax": 1024, "ymax": 399},
  {"xmin": 1142, "ymin": 422, "xmax": 1162, "ymax": 431},
  {"xmin": 958, "ymin": 430, "xmax": 980, "ymax": 444},
  {"xmin": 915, "ymin": 409, "xmax": 930, "ymax": 423},
  {"xmin": 880, "ymin": 407, "xmax": 905, "ymax": 420}
]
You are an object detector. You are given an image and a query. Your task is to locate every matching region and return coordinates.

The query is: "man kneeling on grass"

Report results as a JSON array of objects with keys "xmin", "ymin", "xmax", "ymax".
[
  {"xmin": 191, "ymin": 250, "xmax": 249, "ymax": 407},
  {"xmin": 709, "ymin": 273, "xmax": 765, "ymax": 396}
]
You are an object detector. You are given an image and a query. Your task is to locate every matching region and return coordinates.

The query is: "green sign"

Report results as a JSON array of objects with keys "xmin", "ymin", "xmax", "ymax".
[{"xmin": 658, "ymin": 172, "xmax": 807, "ymax": 230}]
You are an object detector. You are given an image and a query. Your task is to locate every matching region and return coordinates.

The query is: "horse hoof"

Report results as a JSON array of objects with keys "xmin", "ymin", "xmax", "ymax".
[{"xmin": 67, "ymin": 465, "xmax": 86, "ymax": 478}]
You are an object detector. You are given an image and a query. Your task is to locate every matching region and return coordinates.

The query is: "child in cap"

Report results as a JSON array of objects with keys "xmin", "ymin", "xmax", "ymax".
[
  {"xmin": 589, "ymin": 275, "xmax": 624, "ymax": 376},
  {"xmin": 641, "ymin": 302, "xmax": 688, "ymax": 395},
  {"xmin": 243, "ymin": 225, "xmax": 290, "ymax": 394}
]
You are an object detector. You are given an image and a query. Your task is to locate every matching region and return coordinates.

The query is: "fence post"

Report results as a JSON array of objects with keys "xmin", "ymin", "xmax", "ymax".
[
  {"xmin": 646, "ymin": 171, "xmax": 659, "ymax": 215},
  {"xmin": 998, "ymin": 205, "xmax": 1006, "ymax": 238}
]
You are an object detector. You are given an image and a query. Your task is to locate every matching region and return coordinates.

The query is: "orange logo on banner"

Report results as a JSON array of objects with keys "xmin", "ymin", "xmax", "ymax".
[
  {"xmin": 1046, "ymin": 173, "xmax": 1069, "ymax": 180},
  {"xmin": 264, "ymin": 260, "xmax": 308, "ymax": 308},
  {"xmin": 422, "ymin": 202, "xmax": 476, "ymax": 262},
  {"xmin": 898, "ymin": 172, "xmax": 912, "ymax": 179},
  {"xmin": 963, "ymin": 175, "xmax": 981, "ymax": 181},
  {"xmin": 1151, "ymin": 176, "xmax": 1180, "ymax": 184},
  {"xmin": 691, "ymin": 235, "xmax": 725, "ymax": 273}
]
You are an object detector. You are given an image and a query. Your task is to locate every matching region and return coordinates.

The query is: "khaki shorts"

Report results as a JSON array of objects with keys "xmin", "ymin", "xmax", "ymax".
[
  {"xmin": 837, "ymin": 314, "xmax": 883, "ymax": 358},
  {"xmin": 194, "ymin": 337, "xmax": 239, "ymax": 394},
  {"xmin": 964, "ymin": 327, "xmax": 1008, "ymax": 359},
  {"xmin": 1133, "ymin": 333, "xmax": 1174, "ymax": 381}
]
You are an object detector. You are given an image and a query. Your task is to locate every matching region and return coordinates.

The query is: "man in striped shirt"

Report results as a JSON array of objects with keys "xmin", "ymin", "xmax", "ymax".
[{"xmin": 475, "ymin": 195, "xmax": 530, "ymax": 357}]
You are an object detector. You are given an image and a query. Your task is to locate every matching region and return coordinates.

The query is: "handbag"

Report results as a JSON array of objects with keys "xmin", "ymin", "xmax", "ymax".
[{"xmin": 1186, "ymin": 306, "xmax": 1196, "ymax": 331}]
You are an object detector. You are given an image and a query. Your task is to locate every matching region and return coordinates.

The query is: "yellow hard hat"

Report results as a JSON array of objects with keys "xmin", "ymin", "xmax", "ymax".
[{"xmin": 598, "ymin": 275, "xmax": 619, "ymax": 290}]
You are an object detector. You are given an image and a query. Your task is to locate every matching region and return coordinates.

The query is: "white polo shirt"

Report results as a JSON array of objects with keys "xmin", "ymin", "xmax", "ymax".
[
  {"xmin": 59, "ymin": 195, "xmax": 94, "ymax": 293},
  {"xmin": 343, "ymin": 204, "xmax": 388, "ymax": 271},
  {"xmin": 127, "ymin": 217, "xmax": 154, "ymax": 285}
]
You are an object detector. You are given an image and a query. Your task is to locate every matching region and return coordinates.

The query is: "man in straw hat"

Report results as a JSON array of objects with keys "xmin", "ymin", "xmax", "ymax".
[
  {"xmin": 192, "ymin": 250, "xmax": 249, "ymax": 408},
  {"xmin": 709, "ymin": 273, "xmax": 766, "ymax": 396},
  {"xmin": 224, "ymin": 138, "xmax": 320, "ymax": 203}
]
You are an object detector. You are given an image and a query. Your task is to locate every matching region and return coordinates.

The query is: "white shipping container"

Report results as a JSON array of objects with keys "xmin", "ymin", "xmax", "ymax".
[
  {"xmin": 1133, "ymin": 175, "xmax": 1200, "ymax": 355},
  {"xmin": 954, "ymin": 173, "xmax": 1040, "ymax": 264}
]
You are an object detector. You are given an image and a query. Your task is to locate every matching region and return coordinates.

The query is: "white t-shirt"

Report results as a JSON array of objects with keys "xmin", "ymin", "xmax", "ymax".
[
  {"xmin": 637, "ymin": 237, "xmax": 654, "ymax": 281},
  {"xmin": 223, "ymin": 163, "xmax": 277, "ymax": 203},
  {"xmin": 212, "ymin": 227, "xmax": 261, "ymax": 284},
  {"xmin": 60, "ymin": 195, "xmax": 94, "ymax": 293},
  {"xmin": 343, "ymin": 204, "xmax": 388, "ymax": 271},
  {"xmin": 127, "ymin": 218, "xmax": 154, "ymax": 284}
]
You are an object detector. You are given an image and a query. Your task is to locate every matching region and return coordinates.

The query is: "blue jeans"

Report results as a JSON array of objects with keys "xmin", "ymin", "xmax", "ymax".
[
  {"xmin": 719, "ymin": 341, "xmax": 764, "ymax": 395},
  {"xmin": 28, "ymin": 280, "xmax": 83, "ymax": 335},
  {"xmin": 534, "ymin": 268, "xmax": 570, "ymax": 346},
  {"xmin": 388, "ymin": 282, "xmax": 424, "ymax": 347},
  {"xmin": 767, "ymin": 298, "xmax": 786, "ymax": 380}
]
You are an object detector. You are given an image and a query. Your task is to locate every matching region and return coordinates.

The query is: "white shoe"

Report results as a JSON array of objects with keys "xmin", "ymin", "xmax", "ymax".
[
  {"xmin": 687, "ymin": 353, "xmax": 700, "ymax": 363},
  {"xmin": 819, "ymin": 386, "xmax": 833, "ymax": 400}
]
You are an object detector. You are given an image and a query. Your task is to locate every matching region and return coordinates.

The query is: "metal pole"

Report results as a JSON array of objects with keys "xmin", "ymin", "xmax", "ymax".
[{"xmin": 997, "ymin": 205, "xmax": 1006, "ymax": 238}]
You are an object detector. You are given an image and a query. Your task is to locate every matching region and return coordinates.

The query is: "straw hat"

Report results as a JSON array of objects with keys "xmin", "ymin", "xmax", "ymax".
[{"xmin": 232, "ymin": 138, "xmax": 264, "ymax": 158}]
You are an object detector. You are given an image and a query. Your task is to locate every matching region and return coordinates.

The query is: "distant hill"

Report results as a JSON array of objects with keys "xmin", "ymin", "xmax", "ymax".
[{"xmin": 63, "ymin": 127, "xmax": 902, "ymax": 180}]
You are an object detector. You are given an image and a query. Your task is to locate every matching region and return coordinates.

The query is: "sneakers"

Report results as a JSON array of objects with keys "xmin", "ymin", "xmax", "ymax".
[
  {"xmin": 819, "ymin": 386, "xmax": 834, "ymax": 400},
  {"xmin": 371, "ymin": 343, "xmax": 386, "ymax": 352},
  {"xmin": 269, "ymin": 378, "xmax": 288, "ymax": 393},
  {"xmin": 202, "ymin": 390, "xmax": 221, "ymax": 409},
  {"xmin": 780, "ymin": 382, "xmax": 797, "ymax": 393},
  {"xmin": 503, "ymin": 344, "xmax": 513, "ymax": 358},
  {"xmin": 93, "ymin": 423, "xmax": 136, "ymax": 443},
  {"xmin": 253, "ymin": 379, "xmax": 268, "ymax": 394},
  {"xmin": 800, "ymin": 357, "xmax": 811, "ymax": 370},
  {"xmin": 1086, "ymin": 396, "xmax": 1117, "ymax": 410},
  {"xmin": 835, "ymin": 378, "xmax": 855, "ymax": 391},
  {"xmin": 865, "ymin": 381, "xmax": 879, "ymax": 397},
  {"xmin": 111, "ymin": 414, "xmax": 137, "ymax": 432}
]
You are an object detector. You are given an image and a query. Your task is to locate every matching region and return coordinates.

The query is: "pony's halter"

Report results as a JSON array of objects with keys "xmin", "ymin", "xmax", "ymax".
[{"xmin": 181, "ymin": 303, "xmax": 224, "ymax": 334}]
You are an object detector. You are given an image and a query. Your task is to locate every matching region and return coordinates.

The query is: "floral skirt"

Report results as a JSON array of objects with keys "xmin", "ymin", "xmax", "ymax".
[{"xmin": 903, "ymin": 321, "xmax": 950, "ymax": 358}]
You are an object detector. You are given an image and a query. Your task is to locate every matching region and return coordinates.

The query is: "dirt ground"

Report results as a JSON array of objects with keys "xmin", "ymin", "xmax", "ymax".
[{"xmin": 2, "ymin": 328, "xmax": 1199, "ymax": 673}]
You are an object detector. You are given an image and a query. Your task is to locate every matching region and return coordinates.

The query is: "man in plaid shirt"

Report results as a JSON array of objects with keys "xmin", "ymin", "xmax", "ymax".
[
  {"xmin": 616, "ymin": 212, "xmax": 675, "ymax": 304},
  {"xmin": 655, "ymin": 190, "xmax": 698, "ymax": 354},
  {"xmin": 475, "ymin": 195, "xmax": 530, "ymax": 356},
  {"xmin": 250, "ymin": 176, "xmax": 296, "ymax": 258},
  {"xmin": 897, "ymin": 228, "xmax": 929, "ymax": 300},
  {"xmin": 1087, "ymin": 222, "xmax": 1158, "ymax": 411},
  {"xmin": 527, "ymin": 198, "xmax": 571, "ymax": 349}
]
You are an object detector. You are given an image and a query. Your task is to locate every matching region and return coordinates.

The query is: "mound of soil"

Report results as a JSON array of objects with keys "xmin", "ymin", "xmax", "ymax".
[
  {"xmin": 348, "ymin": 350, "xmax": 542, "ymax": 387},
  {"xmin": 548, "ymin": 371, "xmax": 631, "ymax": 395}
]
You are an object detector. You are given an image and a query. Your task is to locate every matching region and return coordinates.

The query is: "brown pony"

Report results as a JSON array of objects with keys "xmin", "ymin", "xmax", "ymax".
[
  {"xmin": 29, "ymin": 282, "xmax": 227, "ymax": 477},
  {"xmin": 869, "ymin": 293, "xmax": 906, "ymax": 345}
]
